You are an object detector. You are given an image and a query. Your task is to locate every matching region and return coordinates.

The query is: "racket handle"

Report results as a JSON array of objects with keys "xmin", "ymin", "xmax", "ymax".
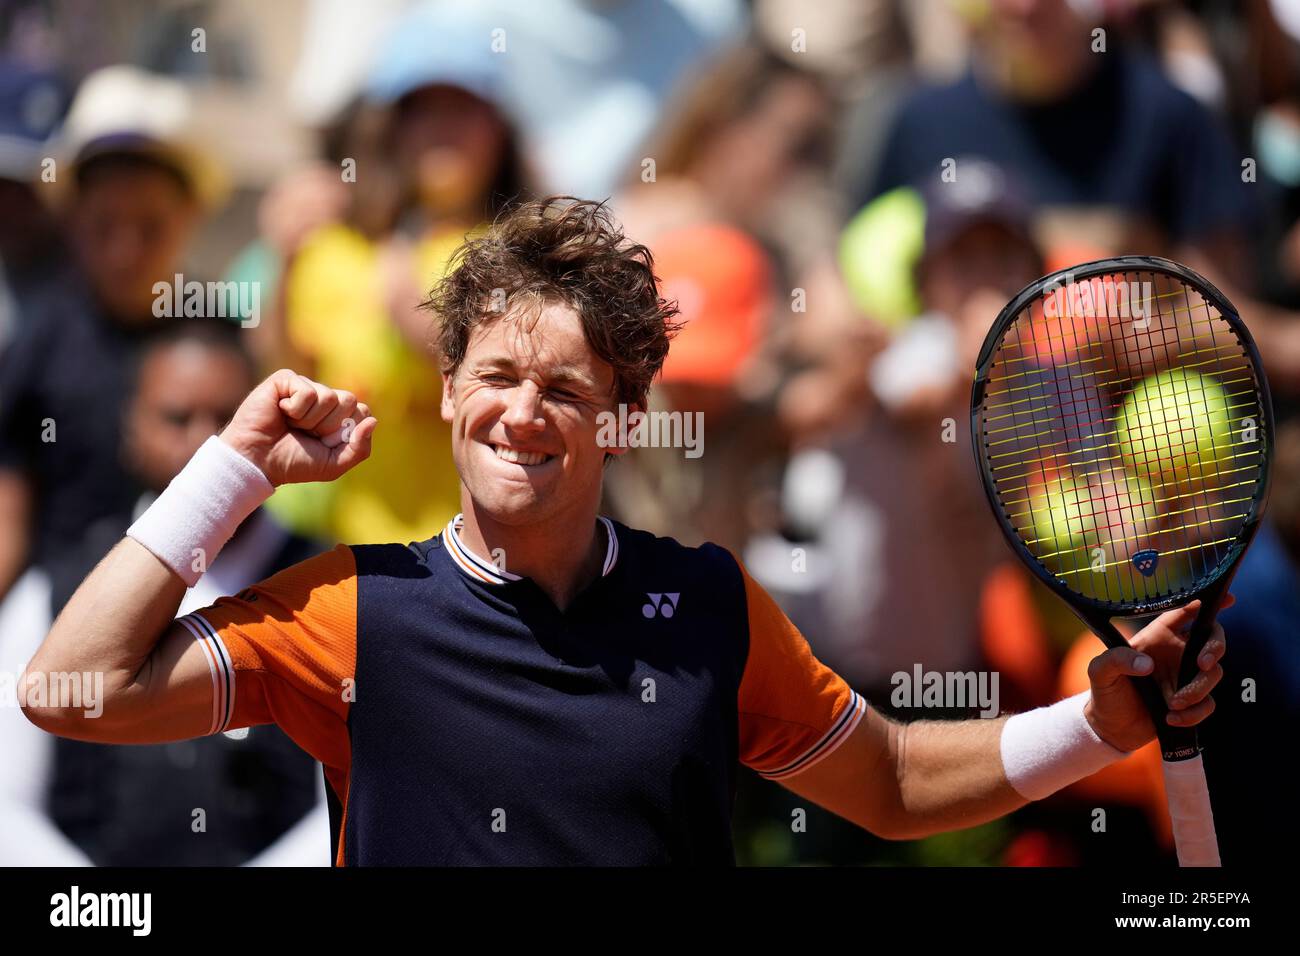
[
  {"xmin": 1162, "ymin": 754, "xmax": 1221, "ymax": 866},
  {"xmin": 1161, "ymin": 590, "xmax": 1228, "ymax": 759},
  {"xmin": 1175, "ymin": 594, "xmax": 1223, "ymax": 691}
]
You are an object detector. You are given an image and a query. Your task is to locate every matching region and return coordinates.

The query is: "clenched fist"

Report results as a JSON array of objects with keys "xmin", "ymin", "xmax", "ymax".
[{"xmin": 219, "ymin": 369, "xmax": 377, "ymax": 485}]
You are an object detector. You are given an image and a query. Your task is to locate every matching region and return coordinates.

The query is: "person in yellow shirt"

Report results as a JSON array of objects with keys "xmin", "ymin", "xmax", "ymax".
[{"xmin": 275, "ymin": 8, "xmax": 529, "ymax": 544}]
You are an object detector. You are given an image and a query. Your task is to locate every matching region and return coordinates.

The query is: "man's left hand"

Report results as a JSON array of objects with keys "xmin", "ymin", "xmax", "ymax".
[{"xmin": 1083, "ymin": 596, "xmax": 1231, "ymax": 752}]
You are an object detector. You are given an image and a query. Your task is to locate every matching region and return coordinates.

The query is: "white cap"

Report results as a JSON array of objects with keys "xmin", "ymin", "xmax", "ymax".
[{"xmin": 51, "ymin": 64, "xmax": 228, "ymax": 210}]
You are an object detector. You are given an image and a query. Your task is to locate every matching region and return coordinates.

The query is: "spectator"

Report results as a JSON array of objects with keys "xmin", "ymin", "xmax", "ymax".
[
  {"xmin": 0, "ymin": 65, "xmax": 225, "ymax": 614},
  {"xmin": 601, "ymin": 223, "xmax": 777, "ymax": 552},
  {"xmin": 616, "ymin": 43, "xmax": 835, "ymax": 274},
  {"xmin": 285, "ymin": 0, "xmax": 745, "ymax": 201},
  {"xmin": 862, "ymin": 0, "xmax": 1253, "ymax": 273},
  {"xmin": 863, "ymin": 0, "xmax": 1300, "ymax": 398},
  {"xmin": 608, "ymin": 44, "xmax": 843, "ymax": 551},
  {"xmin": 476, "ymin": 0, "xmax": 746, "ymax": 199},
  {"xmin": 271, "ymin": 5, "xmax": 531, "ymax": 545},
  {"xmin": 764, "ymin": 159, "xmax": 1044, "ymax": 696},
  {"xmin": 0, "ymin": 319, "xmax": 330, "ymax": 866}
]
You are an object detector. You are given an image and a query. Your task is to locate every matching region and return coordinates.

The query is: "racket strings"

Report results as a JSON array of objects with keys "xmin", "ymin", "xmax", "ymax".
[
  {"xmin": 1044, "ymin": 274, "xmax": 1251, "ymax": 594},
  {"xmin": 978, "ymin": 270, "xmax": 1267, "ymax": 604}
]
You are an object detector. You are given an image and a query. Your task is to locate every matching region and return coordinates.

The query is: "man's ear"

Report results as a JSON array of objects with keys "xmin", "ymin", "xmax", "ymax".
[{"xmin": 440, "ymin": 370, "xmax": 456, "ymax": 423}]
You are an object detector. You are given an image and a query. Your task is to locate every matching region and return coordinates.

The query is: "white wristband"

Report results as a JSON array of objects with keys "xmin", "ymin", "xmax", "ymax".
[
  {"xmin": 1000, "ymin": 691, "xmax": 1129, "ymax": 801},
  {"xmin": 126, "ymin": 436, "xmax": 274, "ymax": 587}
]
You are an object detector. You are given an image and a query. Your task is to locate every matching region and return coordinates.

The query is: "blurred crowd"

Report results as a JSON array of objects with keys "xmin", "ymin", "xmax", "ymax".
[{"xmin": 1, "ymin": 0, "xmax": 1297, "ymax": 867}]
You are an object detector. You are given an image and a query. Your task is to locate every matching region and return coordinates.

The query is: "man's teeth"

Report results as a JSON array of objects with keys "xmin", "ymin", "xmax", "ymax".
[{"xmin": 492, "ymin": 444, "xmax": 550, "ymax": 466}]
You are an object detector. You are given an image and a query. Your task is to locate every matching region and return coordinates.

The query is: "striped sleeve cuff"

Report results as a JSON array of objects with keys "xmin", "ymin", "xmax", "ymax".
[
  {"xmin": 176, "ymin": 612, "xmax": 236, "ymax": 735},
  {"xmin": 757, "ymin": 690, "xmax": 867, "ymax": 781}
]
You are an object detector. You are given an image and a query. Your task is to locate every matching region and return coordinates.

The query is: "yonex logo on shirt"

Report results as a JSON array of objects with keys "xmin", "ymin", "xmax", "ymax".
[{"xmin": 642, "ymin": 593, "xmax": 680, "ymax": 618}]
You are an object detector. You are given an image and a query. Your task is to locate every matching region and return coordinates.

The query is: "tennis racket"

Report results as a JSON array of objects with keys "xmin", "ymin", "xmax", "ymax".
[{"xmin": 971, "ymin": 256, "xmax": 1273, "ymax": 867}]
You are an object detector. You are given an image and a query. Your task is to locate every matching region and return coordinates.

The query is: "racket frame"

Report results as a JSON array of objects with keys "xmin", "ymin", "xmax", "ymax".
[{"xmin": 970, "ymin": 255, "xmax": 1274, "ymax": 767}]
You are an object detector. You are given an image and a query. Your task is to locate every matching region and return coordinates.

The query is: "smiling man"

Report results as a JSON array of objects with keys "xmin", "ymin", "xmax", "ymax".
[{"xmin": 22, "ymin": 198, "xmax": 1226, "ymax": 865}]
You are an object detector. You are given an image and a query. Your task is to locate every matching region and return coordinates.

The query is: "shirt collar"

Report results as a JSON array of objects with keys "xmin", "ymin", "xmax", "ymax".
[{"xmin": 443, "ymin": 512, "xmax": 619, "ymax": 586}]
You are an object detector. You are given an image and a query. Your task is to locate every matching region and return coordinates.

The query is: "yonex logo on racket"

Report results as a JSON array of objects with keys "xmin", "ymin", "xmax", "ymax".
[{"xmin": 1132, "ymin": 549, "xmax": 1160, "ymax": 577}]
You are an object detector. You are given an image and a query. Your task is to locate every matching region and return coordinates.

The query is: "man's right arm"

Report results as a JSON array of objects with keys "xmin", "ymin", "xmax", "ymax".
[
  {"xmin": 21, "ymin": 538, "xmax": 221, "ymax": 742},
  {"xmin": 20, "ymin": 369, "xmax": 375, "ymax": 744}
]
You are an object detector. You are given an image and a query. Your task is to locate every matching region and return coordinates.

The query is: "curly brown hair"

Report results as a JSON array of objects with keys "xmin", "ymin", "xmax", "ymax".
[{"xmin": 424, "ymin": 196, "xmax": 681, "ymax": 409}]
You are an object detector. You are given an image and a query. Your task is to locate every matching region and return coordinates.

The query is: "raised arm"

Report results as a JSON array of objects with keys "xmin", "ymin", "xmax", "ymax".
[
  {"xmin": 19, "ymin": 369, "xmax": 375, "ymax": 743},
  {"xmin": 781, "ymin": 603, "xmax": 1226, "ymax": 839}
]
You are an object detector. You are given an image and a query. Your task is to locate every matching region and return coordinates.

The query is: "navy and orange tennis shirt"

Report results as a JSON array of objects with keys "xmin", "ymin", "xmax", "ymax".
[{"xmin": 176, "ymin": 514, "xmax": 866, "ymax": 865}]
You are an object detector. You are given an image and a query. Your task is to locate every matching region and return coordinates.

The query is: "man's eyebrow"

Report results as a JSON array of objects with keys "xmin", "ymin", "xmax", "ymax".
[
  {"xmin": 545, "ymin": 365, "xmax": 599, "ymax": 390},
  {"xmin": 474, "ymin": 356, "xmax": 599, "ymax": 390}
]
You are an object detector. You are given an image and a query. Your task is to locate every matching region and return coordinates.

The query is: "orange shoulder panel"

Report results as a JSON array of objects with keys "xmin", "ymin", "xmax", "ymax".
[
  {"xmin": 731, "ymin": 552, "xmax": 865, "ymax": 780},
  {"xmin": 176, "ymin": 544, "xmax": 357, "ymax": 772}
]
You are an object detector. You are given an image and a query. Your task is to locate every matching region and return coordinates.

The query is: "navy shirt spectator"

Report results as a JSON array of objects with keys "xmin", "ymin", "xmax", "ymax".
[
  {"xmin": 0, "ymin": 275, "xmax": 159, "ymax": 593},
  {"xmin": 861, "ymin": 29, "xmax": 1254, "ymax": 258}
]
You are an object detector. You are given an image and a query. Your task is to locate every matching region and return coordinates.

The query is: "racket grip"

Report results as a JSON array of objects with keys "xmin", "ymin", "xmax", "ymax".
[
  {"xmin": 1175, "ymin": 597, "xmax": 1222, "ymax": 691},
  {"xmin": 1162, "ymin": 754, "xmax": 1221, "ymax": 867}
]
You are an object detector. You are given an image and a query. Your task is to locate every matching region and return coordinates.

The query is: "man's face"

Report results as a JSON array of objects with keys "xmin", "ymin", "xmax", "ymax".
[
  {"xmin": 70, "ymin": 163, "xmax": 198, "ymax": 322},
  {"xmin": 441, "ymin": 300, "xmax": 634, "ymax": 526},
  {"xmin": 974, "ymin": 0, "xmax": 1090, "ymax": 101},
  {"xmin": 125, "ymin": 342, "xmax": 252, "ymax": 494}
]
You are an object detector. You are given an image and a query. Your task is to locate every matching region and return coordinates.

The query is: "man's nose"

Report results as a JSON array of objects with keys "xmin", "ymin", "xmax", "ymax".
[
  {"xmin": 500, "ymin": 380, "xmax": 545, "ymax": 429},
  {"xmin": 103, "ymin": 224, "xmax": 146, "ymax": 271}
]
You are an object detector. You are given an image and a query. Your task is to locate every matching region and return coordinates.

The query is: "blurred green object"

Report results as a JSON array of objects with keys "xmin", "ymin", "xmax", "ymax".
[
  {"xmin": 732, "ymin": 777, "xmax": 1013, "ymax": 866},
  {"xmin": 743, "ymin": 820, "xmax": 799, "ymax": 867},
  {"xmin": 736, "ymin": 813, "xmax": 1010, "ymax": 867},
  {"xmin": 263, "ymin": 479, "xmax": 338, "ymax": 541},
  {"xmin": 223, "ymin": 239, "xmax": 280, "ymax": 325},
  {"xmin": 908, "ymin": 819, "xmax": 1011, "ymax": 867},
  {"xmin": 838, "ymin": 186, "xmax": 925, "ymax": 330}
]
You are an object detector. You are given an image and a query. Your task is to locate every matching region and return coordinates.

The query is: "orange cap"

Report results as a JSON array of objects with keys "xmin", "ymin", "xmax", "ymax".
[{"xmin": 654, "ymin": 223, "xmax": 771, "ymax": 388}]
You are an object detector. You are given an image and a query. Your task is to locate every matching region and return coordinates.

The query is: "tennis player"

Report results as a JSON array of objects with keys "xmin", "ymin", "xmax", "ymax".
[{"xmin": 22, "ymin": 198, "xmax": 1226, "ymax": 865}]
